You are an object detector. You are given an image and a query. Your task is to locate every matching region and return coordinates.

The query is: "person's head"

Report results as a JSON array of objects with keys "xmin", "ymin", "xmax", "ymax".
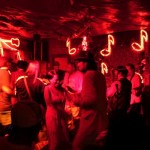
[
  {"xmin": 17, "ymin": 60, "xmax": 29, "ymax": 72},
  {"xmin": 9, "ymin": 101, "xmax": 43, "ymax": 144},
  {"xmin": 49, "ymin": 71, "xmax": 63, "ymax": 89},
  {"xmin": 26, "ymin": 61, "xmax": 39, "ymax": 75},
  {"xmin": 126, "ymin": 63, "xmax": 135, "ymax": 76},
  {"xmin": 26, "ymin": 61, "xmax": 40, "ymax": 83},
  {"xmin": 116, "ymin": 65, "xmax": 128, "ymax": 79},
  {"xmin": 74, "ymin": 51, "xmax": 97, "ymax": 72},
  {"xmin": 66, "ymin": 62, "xmax": 76, "ymax": 74}
]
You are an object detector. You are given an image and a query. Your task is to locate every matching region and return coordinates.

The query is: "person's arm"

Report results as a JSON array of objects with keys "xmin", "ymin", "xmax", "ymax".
[
  {"xmin": 132, "ymin": 74, "xmax": 141, "ymax": 90},
  {"xmin": 1, "ymin": 85, "xmax": 13, "ymax": 95},
  {"xmin": 107, "ymin": 81, "xmax": 121, "ymax": 98},
  {"xmin": 44, "ymin": 85, "xmax": 65, "ymax": 105},
  {"xmin": 62, "ymin": 72, "xmax": 69, "ymax": 90},
  {"xmin": 44, "ymin": 86, "xmax": 52, "ymax": 106},
  {"xmin": 132, "ymin": 74, "xmax": 142, "ymax": 95}
]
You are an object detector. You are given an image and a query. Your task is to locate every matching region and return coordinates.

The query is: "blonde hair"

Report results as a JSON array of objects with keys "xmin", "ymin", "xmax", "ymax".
[{"xmin": 26, "ymin": 61, "xmax": 40, "ymax": 83}]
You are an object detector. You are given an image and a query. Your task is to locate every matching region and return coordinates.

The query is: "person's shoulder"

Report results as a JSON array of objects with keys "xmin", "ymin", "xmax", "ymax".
[
  {"xmin": 15, "ymin": 75, "xmax": 26, "ymax": 84},
  {"xmin": 86, "ymin": 70, "xmax": 96, "ymax": 74},
  {"xmin": 111, "ymin": 80, "xmax": 120, "ymax": 86},
  {"xmin": 44, "ymin": 83, "xmax": 53, "ymax": 91},
  {"xmin": 88, "ymin": 70, "xmax": 105, "ymax": 77},
  {"xmin": 134, "ymin": 72, "xmax": 142, "ymax": 79},
  {"xmin": 75, "ymin": 71, "xmax": 84, "ymax": 76},
  {"xmin": 37, "ymin": 77, "xmax": 46, "ymax": 84},
  {"xmin": 84, "ymin": 70, "xmax": 100, "ymax": 79},
  {"xmin": 121, "ymin": 78, "xmax": 132, "ymax": 86}
]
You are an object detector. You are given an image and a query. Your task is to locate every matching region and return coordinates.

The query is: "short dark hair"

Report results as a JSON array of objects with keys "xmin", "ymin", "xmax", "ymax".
[
  {"xmin": 74, "ymin": 51, "xmax": 94, "ymax": 62},
  {"xmin": 126, "ymin": 63, "xmax": 135, "ymax": 70},
  {"xmin": 75, "ymin": 51, "xmax": 97, "ymax": 70},
  {"xmin": 17, "ymin": 60, "xmax": 29, "ymax": 71},
  {"xmin": 116, "ymin": 66, "xmax": 128, "ymax": 77}
]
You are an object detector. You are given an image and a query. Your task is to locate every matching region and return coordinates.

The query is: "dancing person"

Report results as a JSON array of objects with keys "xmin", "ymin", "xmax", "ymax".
[
  {"xmin": 15, "ymin": 61, "xmax": 46, "ymax": 108},
  {"xmin": 62, "ymin": 61, "xmax": 83, "ymax": 140},
  {"xmin": 10, "ymin": 60, "xmax": 29, "ymax": 105},
  {"xmin": 44, "ymin": 73, "xmax": 70, "ymax": 150},
  {"xmin": 107, "ymin": 65, "xmax": 132, "ymax": 119},
  {"xmin": 71, "ymin": 51, "xmax": 108, "ymax": 150},
  {"xmin": 126, "ymin": 63, "xmax": 143, "ymax": 115}
]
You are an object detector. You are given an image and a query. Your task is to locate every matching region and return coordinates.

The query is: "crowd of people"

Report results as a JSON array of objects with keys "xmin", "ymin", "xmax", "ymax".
[{"xmin": 0, "ymin": 50, "xmax": 149, "ymax": 150}]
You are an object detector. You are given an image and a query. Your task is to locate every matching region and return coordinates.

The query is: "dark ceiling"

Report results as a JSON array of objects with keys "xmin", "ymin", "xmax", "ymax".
[{"xmin": 1, "ymin": 0, "xmax": 150, "ymax": 40}]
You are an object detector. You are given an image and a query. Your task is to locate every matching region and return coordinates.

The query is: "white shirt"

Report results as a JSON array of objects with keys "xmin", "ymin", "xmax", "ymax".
[{"xmin": 127, "ymin": 72, "xmax": 142, "ymax": 104}]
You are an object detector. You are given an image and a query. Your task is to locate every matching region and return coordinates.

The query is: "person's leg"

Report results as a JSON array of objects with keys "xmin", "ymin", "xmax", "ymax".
[{"xmin": 0, "ymin": 111, "xmax": 11, "ymax": 136}]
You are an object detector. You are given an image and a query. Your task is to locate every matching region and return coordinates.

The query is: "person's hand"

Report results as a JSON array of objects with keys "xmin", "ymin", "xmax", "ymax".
[
  {"xmin": 67, "ymin": 86, "xmax": 77, "ymax": 94},
  {"xmin": 2, "ymin": 85, "xmax": 13, "ymax": 95}
]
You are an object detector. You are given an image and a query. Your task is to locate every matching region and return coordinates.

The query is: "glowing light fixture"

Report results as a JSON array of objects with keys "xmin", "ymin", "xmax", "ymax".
[
  {"xmin": 82, "ymin": 36, "xmax": 88, "ymax": 51},
  {"xmin": 66, "ymin": 38, "xmax": 76, "ymax": 55},
  {"xmin": 101, "ymin": 62, "xmax": 108, "ymax": 74},
  {"xmin": 0, "ymin": 38, "xmax": 21, "ymax": 60},
  {"xmin": 100, "ymin": 34, "xmax": 115, "ymax": 56},
  {"xmin": 131, "ymin": 29, "xmax": 148, "ymax": 51}
]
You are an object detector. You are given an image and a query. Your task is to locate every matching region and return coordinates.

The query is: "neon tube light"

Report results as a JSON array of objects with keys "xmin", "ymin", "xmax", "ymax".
[
  {"xmin": 0, "ymin": 38, "xmax": 21, "ymax": 60},
  {"xmin": 131, "ymin": 29, "xmax": 148, "ymax": 51},
  {"xmin": 101, "ymin": 62, "xmax": 108, "ymax": 74},
  {"xmin": 82, "ymin": 36, "xmax": 88, "ymax": 51},
  {"xmin": 66, "ymin": 38, "xmax": 76, "ymax": 55},
  {"xmin": 100, "ymin": 34, "xmax": 115, "ymax": 56}
]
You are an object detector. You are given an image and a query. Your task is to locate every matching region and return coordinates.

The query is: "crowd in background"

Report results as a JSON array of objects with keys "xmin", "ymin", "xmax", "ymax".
[{"xmin": 0, "ymin": 50, "xmax": 150, "ymax": 150}]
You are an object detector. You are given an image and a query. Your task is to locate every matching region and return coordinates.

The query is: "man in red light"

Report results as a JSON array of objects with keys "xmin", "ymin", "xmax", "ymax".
[
  {"xmin": 71, "ymin": 51, "xmax": 108, "ymax": 150},
  {"xmin": 62, "ymin": 62, "xmax": 83, "ymax": 139},
  {"xmin": 126, "ymin": 63, "xmax": 143, "ymax": 115},
  {"xmin": 107, "ymin": 66, "xmax": 131, "ymax": 119}
]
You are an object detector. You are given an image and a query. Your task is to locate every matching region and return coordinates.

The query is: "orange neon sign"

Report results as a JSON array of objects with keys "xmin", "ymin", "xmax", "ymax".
[
  {"xmin": 66, "ymin": 38, "xmax": 76, "ymax": 55},
  {"xmin": 82, "ymin": 36, "xmax": 88, "ymax": 51},
  {"xmin": 100, "ymin": 34, "xmax": 115, "ymax": 56},
  {"xmin": 0, "ymin": 38, "xmax": 21, "ymax": 60},
  {"xmin": 101, "ymin": 62, "xmax": 108, "ymax": 74},
  {"xmin": 131, "ymin": 29, "xmax": 148, "ymax": 51}
]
